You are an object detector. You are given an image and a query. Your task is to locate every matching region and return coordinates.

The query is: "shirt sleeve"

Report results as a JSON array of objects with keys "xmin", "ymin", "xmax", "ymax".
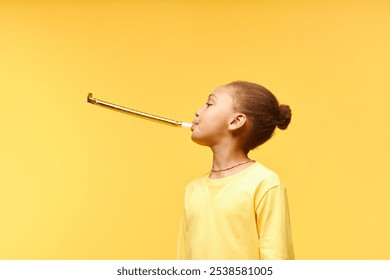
[
  {"xmin": 256, "ymin": 184, "xmax": 294, "ymax": 260},
  {"xmin": 177, "ymin": 213, "xmax": 186, "ymax": 260}
]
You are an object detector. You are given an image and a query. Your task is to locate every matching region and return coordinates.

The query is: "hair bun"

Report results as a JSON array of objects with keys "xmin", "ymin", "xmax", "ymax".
[{"xmin": 277, "ymin": 104, "xmax": 292, "ymax": 130}]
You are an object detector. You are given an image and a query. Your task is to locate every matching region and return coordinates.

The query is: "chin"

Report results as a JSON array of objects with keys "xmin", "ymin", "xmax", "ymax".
[{"xmin": 191, "ymin": 133, "xmax": 210, "ymax": 147}]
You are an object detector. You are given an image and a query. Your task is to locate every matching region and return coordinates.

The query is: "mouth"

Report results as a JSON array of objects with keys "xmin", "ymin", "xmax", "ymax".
[{"xmin": 191, "ymin": 121, "xmax": 199, "ymax": 131}]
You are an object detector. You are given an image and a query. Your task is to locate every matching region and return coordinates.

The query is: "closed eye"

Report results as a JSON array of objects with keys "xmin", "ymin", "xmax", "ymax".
[{"xmin": 206, "ymin": 102, "xmax": 213, "ymax": 107}]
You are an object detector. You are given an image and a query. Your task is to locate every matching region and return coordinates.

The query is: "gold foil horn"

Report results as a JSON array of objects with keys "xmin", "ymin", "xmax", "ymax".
[{"xmin": 87, "ymin": 93, "xmax": 192, "ymax": 128}]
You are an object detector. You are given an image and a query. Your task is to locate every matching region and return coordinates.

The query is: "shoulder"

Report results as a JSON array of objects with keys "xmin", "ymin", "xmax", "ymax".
[
  {"xmin": 249, "ymin": 162, "xmax": 284, "ymax": 201},
  {"xmin": 183, "ymin": 173, "xmax": 207, "ymax": 193},
  {"xmin": 248, "ymin": 162, "xmax": 281, "ymax": 188}
]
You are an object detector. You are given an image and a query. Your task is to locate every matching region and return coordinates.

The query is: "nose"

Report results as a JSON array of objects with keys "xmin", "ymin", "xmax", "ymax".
[{"xmin": 195, "ymin": 104, "xmax": 206, "ymax": 117}]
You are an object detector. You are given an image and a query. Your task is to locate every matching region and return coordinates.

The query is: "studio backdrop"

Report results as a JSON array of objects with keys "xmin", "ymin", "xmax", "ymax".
[{"xmin": 1, "ymin": 0, "xmax": 389, "ymax": 259}]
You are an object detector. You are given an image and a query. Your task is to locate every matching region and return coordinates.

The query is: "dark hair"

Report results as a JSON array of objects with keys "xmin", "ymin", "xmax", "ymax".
[{"xmin": 227, "ymin": 81, "xmax": 292, "ymax": 151}]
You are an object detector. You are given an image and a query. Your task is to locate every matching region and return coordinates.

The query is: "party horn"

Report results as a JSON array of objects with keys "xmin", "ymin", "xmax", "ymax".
[{"xmin": 87, "ymin": 93, "xmax": 192, "ymax": 128}]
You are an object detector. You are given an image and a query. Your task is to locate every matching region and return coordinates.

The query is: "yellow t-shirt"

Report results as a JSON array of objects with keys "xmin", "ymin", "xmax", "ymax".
[{"xmin": 177, "ymin": 162, "xmax": 294, "ymax": 260}]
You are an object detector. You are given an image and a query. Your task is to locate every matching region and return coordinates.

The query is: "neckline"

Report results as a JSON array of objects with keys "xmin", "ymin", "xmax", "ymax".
[{"xmin": 205, "ymin": 161, "xmax": 258, "ymax": 186}]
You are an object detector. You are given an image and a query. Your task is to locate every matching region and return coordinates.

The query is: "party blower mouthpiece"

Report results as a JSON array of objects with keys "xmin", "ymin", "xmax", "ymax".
[{"xmin": 87, "ymin": 93, "xmax": 192, "ymax": 128}]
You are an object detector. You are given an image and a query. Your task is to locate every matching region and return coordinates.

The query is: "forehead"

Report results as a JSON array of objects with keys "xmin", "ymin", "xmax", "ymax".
[{"xmin": 209, "ymin": 85, "xmax": 234, "ymax": 99}]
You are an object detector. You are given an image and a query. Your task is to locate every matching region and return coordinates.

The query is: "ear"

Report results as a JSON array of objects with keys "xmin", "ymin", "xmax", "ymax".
[{"xmin": 228, "ymin": 113, "xmax": 247, "ymax": 131}]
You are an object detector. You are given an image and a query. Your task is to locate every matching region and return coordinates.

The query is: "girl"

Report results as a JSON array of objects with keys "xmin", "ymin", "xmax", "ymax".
[{"xmin": 177, "ymin": 81, "xmax": 294, "ymax": 260}]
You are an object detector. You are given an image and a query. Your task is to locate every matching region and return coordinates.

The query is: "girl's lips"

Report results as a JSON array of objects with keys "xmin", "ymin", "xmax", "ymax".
[{"xmin": 191, "ymin": 122, "xmax": 199, "ymax": 131}]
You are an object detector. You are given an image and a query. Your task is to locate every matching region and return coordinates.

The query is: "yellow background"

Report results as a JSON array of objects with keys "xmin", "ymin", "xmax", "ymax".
[{"xmin": 1, "ymin": 0, "xmax": 389, "ymax": 259}]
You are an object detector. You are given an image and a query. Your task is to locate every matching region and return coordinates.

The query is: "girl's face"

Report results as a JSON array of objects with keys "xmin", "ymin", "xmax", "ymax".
[{"xmin": 191, "ymin": 86, "xmax": 236, "ymax": 147}]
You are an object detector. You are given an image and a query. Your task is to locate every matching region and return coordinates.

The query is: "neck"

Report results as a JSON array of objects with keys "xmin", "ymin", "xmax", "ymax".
[{"xmin": 210, "ymin": 142, "xmax": 252, "ymax": 178}]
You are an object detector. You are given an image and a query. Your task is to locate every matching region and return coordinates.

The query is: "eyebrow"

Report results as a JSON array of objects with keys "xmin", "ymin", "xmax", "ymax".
[{"xmin": 208, "ymin": 94, "xmax": 217, "ymax": 100}]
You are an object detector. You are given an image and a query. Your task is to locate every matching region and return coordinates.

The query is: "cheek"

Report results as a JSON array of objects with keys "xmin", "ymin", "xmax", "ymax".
[{"xmin": 190, "ymin": 121, "xmax": 228, "ymax": 146}]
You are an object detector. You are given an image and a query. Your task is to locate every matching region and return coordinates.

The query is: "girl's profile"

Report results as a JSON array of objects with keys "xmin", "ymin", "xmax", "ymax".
[{"xmin": 178, "ymin": 81, "xmax": 294, "ymax": 260}]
